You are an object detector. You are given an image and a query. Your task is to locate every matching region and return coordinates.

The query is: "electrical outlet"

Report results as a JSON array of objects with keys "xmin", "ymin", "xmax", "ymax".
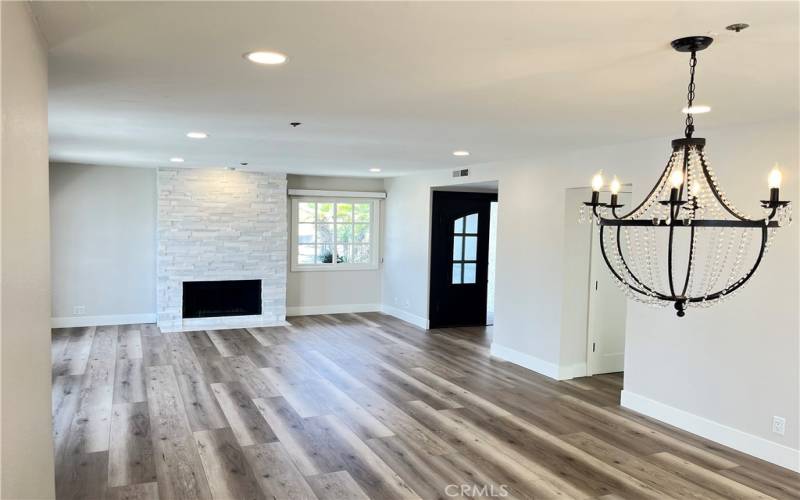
[
  {"xmin": 772, "ymin": 416, "xmax": 786, "ymax": 436},
  {"xmin": 73, "ymin": 305, "xmax": 86, "ymax": 315}
]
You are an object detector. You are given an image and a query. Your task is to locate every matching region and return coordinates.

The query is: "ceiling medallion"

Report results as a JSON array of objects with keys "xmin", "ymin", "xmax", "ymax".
[{"xmin": 580, "ymin": 36, "xmax": 792, "ymax": 317}]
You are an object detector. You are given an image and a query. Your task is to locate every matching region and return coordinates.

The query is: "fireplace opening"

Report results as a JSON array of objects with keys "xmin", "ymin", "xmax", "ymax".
[{"xmin": 183, "ymin": 280, "xmax": 262, "ymax": 319}]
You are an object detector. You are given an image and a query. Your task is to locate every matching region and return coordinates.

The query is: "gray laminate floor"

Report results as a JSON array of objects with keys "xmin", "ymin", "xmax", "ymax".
[{"xmin": 51, "ymin": 313, "xmax": 799, "ymax": 499}]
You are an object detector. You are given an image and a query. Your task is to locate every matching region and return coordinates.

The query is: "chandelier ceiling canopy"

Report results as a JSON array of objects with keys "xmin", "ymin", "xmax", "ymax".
[{"xmin": 581, "ymin": 36, "xmax": 792, "ymax": 317}]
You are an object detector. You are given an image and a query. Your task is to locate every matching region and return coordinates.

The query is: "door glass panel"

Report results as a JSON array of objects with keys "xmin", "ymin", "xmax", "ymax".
[
  {"xmin": 465, "ymin": 213, "xmax": 478, "ymax": 233},
  {"xmin": 454, "ymin": 217, "xmax": 464, "ymax": 234},
  {"xmin": 452, "ymin": 236, "xmax": 463, "ymax": 260},
  {"xmin": 451, "ymin": 212, "xmax": 480, "ymax": 285},
  {"xmin": 463, "ymin": 263, "xmax": 477, "ymax": 284},
  {"xmin": 452, "ymin": 263, "xmax": 462, "ymax": 284},
  {"xmin": 464, "ymin": 236, "xmax": 477, "ymax": 261}
]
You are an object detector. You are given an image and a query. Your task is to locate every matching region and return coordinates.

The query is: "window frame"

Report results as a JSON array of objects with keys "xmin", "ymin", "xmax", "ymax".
[{"xmin": 290, "ymin": 197, "xmax": 380, "ymax": 272}]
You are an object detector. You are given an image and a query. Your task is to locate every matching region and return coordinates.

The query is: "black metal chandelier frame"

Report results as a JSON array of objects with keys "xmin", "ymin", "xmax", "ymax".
[{"xmin": 583, "ymin": 36, "xmax": 791, "ymax": 317}]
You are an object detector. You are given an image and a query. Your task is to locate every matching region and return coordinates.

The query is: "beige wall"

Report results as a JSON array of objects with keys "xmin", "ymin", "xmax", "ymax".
[
  {"xmin": 286, "ymin": 175, "xmax": 384, "ymax": 313},
  {"xmin": 0, "ymin": 2, "xmax": 56, "ymax": 498}
]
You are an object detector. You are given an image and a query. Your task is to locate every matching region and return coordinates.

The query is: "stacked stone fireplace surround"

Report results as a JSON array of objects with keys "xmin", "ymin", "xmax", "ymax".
[{"xmin": 157, "ymin": 168, "xmax": 287, "ymax": 332}]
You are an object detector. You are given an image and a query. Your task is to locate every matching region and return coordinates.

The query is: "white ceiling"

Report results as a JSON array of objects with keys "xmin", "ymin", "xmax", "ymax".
[{"xmin": 34, "ymin": 1, "xmax": 799, "ymax": 177}]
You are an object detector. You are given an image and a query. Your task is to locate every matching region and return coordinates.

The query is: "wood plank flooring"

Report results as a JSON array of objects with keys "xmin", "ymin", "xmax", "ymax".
[{"xmin": 52, "ymin": 313, "xmax": 800, "ymax": 499}]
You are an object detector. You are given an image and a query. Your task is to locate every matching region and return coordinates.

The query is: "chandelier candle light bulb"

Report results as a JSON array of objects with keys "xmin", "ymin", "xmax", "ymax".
[
  {"xmin": 669, "ymin": 169, "xmax": 684, "ymax": 202},
  {"xmin": 591, "ymin": 172, "xmax": 604, "ymax": 204},
  {"xmin": 610, "ymin": 177, "xmax": 621, "ymax": 206},
  {"xmin": 769, "ymin": 165, "xmax": 782, "ymax": 203}
]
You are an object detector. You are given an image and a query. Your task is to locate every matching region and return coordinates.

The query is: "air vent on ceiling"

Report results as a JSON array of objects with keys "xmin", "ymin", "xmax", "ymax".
[{"xmin": 452, "ymin": 168, "xmax": 469, "ymax": 178}]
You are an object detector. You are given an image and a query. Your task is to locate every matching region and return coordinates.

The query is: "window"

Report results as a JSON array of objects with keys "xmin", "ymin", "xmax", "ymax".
[
  {"xmin": 452, "ymin": 213, "xmax": 478, "ymax": 284},
  {"xmin": 291, "ymin": 198, "xmax": 379, "ymax": 271}
]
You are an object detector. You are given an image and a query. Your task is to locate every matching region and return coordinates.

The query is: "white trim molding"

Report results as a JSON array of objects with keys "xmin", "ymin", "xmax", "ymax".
[
  {"xmin": 489, "ymin": 343, "xmax": 586, "ymax": 381},
  {"xmin": 286, "ymin": 303, "xmax": 380, "ymax": 316},
  {"xmin": 51, "ymin": 313, "xmax": 157, "ymax": 328},
  {"xmin": 288, "ymin": 189, "xmax": 386, "ymax": 199},
  {"xmin": 490, "ymin": 343, "xmax": 560, "ymax": 380},
  {"xmin": 622, "ymin": 390, "xmax": 800, "ymax": 473},
  {"xmin": 380, "ymin": 305, "xmax": 429, "ymax": 330}
]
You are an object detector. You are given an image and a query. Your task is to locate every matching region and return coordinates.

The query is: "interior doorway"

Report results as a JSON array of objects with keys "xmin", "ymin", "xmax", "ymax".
[
  {"xmin": 561, "ymin": 186, "xmax": 630, "ymax": 377},
  {"xmin": 586, "ymin": 188, "xmax": 631, "ymax": 375},
  {"xmin": 429, "ymin": 186, "xmax": 497, "ymax": 329}
]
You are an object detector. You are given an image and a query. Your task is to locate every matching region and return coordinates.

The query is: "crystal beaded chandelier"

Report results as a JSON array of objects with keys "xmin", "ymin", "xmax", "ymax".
[{"xmin": 580, "ymin": 36, "xmax": 792, "ymax": 317}]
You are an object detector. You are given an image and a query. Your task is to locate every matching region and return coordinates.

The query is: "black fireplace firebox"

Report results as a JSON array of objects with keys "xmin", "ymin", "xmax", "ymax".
[{"xmin": 182, "ymin": 280, "xmax": 262, "ymax": 319}]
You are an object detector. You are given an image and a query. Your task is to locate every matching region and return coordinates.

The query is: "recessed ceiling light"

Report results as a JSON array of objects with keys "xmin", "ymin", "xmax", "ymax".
[
  {"xmin": 186, "ymin": 131, "xmax": 208, "ymax": 139},
  {"xmin": 453, "ymin": 150, "xmax": 470, "ymax": 157},
  {"xmin": 170, "ymin": 157, "xmax": 185, "ymax": 163},
  {"xmin": 369, "ymin": 168, "xmax": 381, "ymax": 173},
  {"xmin": 681, "ymin": 105, "xmax": 711, "ymax": 114},
  {"xmin": 244, "ymin": 51, "xmax": 288, "ymax": 65}
]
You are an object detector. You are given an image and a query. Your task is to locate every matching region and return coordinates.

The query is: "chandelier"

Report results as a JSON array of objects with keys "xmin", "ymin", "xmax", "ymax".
[{"xmin": 580, "ymin": 36, "xmax": 792, "ymax": 317}]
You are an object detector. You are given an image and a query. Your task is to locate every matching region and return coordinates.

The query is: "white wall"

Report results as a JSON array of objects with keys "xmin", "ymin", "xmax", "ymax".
[
  {"xmin": 382, "ymin": 118, "xmax": 799, "ymax": 470},
  {"xmin": 619, "ymin": 119, "xmax": 799, "ymax": 471},
  {"xmin": 50, "ymin": 163, "xmax": 156, "ymax": 325},
  {"xmin": 286, "ymin": 175, "xmax": 384, "ymax": 314},
  {"xmin": 0, "ymin": 2, "xmax": 56, "ymax": 498}
]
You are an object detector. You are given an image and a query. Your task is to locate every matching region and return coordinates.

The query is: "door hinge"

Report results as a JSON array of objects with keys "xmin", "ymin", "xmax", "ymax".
[{"xmin": 592, "ymin": 342, "xmax": 596, "ymax": 353}]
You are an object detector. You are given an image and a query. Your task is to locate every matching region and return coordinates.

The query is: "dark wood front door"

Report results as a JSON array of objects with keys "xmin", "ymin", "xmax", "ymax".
[{"xmin": 429, "ymin": 191, "xmax": 496, "ymax": 329}]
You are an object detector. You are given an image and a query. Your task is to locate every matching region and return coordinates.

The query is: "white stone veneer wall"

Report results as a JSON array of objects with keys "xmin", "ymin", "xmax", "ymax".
[{"xmin": 157, "ymin": 168, "xmax": 287, "ymax": 331}]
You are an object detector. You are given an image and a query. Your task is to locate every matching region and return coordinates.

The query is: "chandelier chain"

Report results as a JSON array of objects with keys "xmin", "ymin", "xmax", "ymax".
[{"xmin": 685, "ymin": 51, "xmax": 697, "ymax": 138}]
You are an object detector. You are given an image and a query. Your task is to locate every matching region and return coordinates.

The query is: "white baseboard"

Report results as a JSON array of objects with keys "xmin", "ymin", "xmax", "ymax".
[
  {"xmin": 490, "ymin": 343, "xmax": 561, "ymax": 380},
  {"xmin": 490, "ymin": 343, "xmax": 587, "ymax": 381},
  {"xmin": 622, "ymin": 390, "xmax": 800, "ymax": 473},
  {"xmin": 380, "ymin": 305, "xmax": 429, "ymax": 330},
  {"xmin": 51, "ymin": 313, "xmax": 156, "ymax": 328},
  {"xmin": 286, "ymin": 303, "xmax": 380, "ymax": 316}
]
